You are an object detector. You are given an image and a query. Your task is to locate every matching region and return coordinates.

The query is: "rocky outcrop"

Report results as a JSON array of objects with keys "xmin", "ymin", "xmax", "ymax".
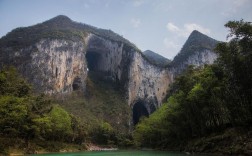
[
  {"xmin": 169, "ymin": 30, "xmax": 219, "ymax": 81},
  {"xmin": 0, "ymin": 16, "xmax": 219, "ymax": 124},
  {"xmin": 128, "ymin": 51, "xmax": 170, "ymax": 112},
  {"xmin": 0, "ymin": 39, "xmax": 87, "ymax": 94},
  {"xmin": 169, "ymin": 49, "xmax": 217, "ymax": 82}
]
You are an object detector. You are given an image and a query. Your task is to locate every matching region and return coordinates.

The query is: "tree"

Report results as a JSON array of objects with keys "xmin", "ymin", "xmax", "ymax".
[
  {"xmin": 48, "ymin": 105, "xmax": 73, "ymax": 141},
  {"xmin": 216, "ymin": 20, "xmax": 252, "ymax": 126},
  {"xmin": 0, "ymin": 66, "xmax": 31, "ymax": 97},
  {"xmin": 0, "ymin": 96, "xmax": 28, "ymax": 137}
]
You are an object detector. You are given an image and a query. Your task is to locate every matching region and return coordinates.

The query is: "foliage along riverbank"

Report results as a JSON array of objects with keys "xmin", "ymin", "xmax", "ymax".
[
  {"xmin": 0, "ymin": 67, "xmax": 133, "ymax": 155},
  {"xmin": 133, "ymin": 20, "xmax": 252, "ymax": 155}
]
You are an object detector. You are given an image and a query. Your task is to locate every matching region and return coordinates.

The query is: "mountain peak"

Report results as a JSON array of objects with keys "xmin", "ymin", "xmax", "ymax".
[
  {"xmin": 187, "ymin": 30, "xmax": 211, "ymax": 42},
  {"xmin": 49, "ymin": 15, "xmax": 72, "ymax": 22},
  {"xmin": 43, "ymin": 15, "xmax": 73, "ymax": 26},
  {"xmin": 191, "ymin": 30, "xmax": 201, "ymax": 35},
  {"xmin": 181, "ymin": 30, "xmax": 218, "ymax": 54},
  {"xmin": 171, "ymin": 30, "xmax": 219, "ymax": 66}
]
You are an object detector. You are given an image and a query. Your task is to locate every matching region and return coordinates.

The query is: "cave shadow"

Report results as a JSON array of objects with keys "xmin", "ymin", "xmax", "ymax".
[
  {"xmin": 86, "ymin": 51, "xmax": 101, "ymax": 72},
  {"xmin": 133, "ymin": 101, "xmax": 149, "ymax": 125}
]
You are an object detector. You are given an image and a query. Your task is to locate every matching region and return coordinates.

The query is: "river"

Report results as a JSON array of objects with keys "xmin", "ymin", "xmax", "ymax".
[{"xmin": 30, "ymin": 150, "xmax": 212, "ymax": 156}]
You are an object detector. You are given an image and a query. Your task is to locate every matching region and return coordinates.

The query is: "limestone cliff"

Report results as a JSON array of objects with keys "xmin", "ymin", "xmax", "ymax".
[
  {"xmin": 169, "ymin": 30, "xmax": 218, "ymax": 81},
  {"xmin": 0, "ymin": 16, "xmax": 218, "ymax": 124},
  {"xmin": 0, "ymin": 15, "xmax": 167, "ymax": 104},
  {"xmin": 128, "ymin": 51, "xmax": 171, "ymax": 124},
  {"xmin": 1, "ymin": 39, "xmax": 87, "ymax": 94},
  {"xmin": 169, "ymin": 49, "xmax": 217, "ymax": 82}
]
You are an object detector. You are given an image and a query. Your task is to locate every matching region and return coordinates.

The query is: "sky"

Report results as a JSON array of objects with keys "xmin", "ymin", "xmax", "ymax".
[{"xmin": 0, "ymin": 0, "xmax": 251, "ymax": 59}]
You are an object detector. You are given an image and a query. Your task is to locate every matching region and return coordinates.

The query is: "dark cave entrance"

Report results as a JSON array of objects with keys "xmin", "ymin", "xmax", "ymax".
[
  {"xmin": 72, "ymin": 77, "xmax": 82, "ymax": 91},
  {"xmin": 133, "ymin": 101, "xmax": 149, "ymax": 125},
  {"xmin": 86, "ymin": 51, "xmax": 101, "ymax": 72}
]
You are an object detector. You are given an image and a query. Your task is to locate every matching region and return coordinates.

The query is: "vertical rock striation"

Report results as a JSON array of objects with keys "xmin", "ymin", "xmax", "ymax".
[
  {"xmin": 0, "ymin": 16, "xmax": 219, "ymax": 124},
  {"xmin": 128, "ymin": 51, "xmax": 170, "ymax": 113}
]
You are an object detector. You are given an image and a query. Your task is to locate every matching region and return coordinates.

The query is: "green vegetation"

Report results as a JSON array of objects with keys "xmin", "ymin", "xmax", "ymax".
[
  {"xmin": 0, "ymin": 67, "xmax": 88, "ymax": 154},
  {"xmin": 0, "ymin": 67, "xmax": 132, "ymax": 154},
  {"xmin": 57, "ymin": 71, "xmax": 133, "ymax": 147},
  {"xmin": 143, "ymin": 50, "xmax": 171, "ymax": 67},
  {"xmin": 133, "ymin": 20, "xmax": 252, "ymax": 155}
]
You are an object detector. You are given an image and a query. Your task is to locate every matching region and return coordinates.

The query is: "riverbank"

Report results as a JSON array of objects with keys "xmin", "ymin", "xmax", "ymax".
[
  {"xmin": 86, "ymin": 144, "xmax": 118, "ymax": 151},
  {"xmin": 2, "ymin": 128, "xmax": 252, "ymax": 155},
  {"xmin": 0, "ymin": 137, "xmax": 122, "ymax": 155},
  {"xmin": 0, "ymin": 138, "xmax": 85, "ymax": 155},
  {"xmin": 184, "ymin": 128, "xmax": 252, "ymax": 155}
]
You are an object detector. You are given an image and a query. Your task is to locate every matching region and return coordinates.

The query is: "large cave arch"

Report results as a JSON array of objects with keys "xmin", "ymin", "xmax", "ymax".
[
  {"xmin": 86, "ymin": 51, "xmax": 102, "ymax": 72},
  {"xmin": 133, "ymin": 101, "xmax": 149, "ymax": 125}
]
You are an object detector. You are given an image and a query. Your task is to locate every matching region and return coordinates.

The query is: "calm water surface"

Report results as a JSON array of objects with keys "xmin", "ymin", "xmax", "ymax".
[{"xmin": 31, "ymin": 150, "xmax": 212, "ymax": 156}]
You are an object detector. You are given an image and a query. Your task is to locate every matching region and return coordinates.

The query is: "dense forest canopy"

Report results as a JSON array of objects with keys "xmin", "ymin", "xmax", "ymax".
[{"xmin": 0, "ymin": 67, "xmax": 132, "ymax": 154}]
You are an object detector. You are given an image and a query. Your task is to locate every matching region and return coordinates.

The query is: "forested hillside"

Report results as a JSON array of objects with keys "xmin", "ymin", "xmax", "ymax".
[
  {"xmin": 0, "ymin": 67, "xmax": 132, "ymax": 154},
  {"xmin": 133, "ymin": 20, "xmax": 252, "ymax": 155},
  {"xmin": 143, "ymin": 50, "xmax": 171, "ymax": 67}
]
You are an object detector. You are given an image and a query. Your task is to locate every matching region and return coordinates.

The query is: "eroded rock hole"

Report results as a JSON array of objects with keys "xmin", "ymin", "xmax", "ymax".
[
  {"xmin": 86, "ymin": 51, "xmax": 101, "ymax": 72},
  {"xmin": 72, "ymin": 77, "xmax": 82, "ymax": 91},
  {"xmin": 133, "ymin": 101, "xmax": 149, "ymax": 125}
]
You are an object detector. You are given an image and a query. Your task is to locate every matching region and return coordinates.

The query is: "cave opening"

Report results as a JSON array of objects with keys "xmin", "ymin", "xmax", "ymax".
[
  {"xmin": 86, "ymin": 51, "xmax": 101, "ymax": 72},
  {"xmin": 133, "ymin": 101, "xmax": 149, "ymax": 125},
  {"xmin": 72, "ymin": 77, "xmax": 82, "ymax": 91}
]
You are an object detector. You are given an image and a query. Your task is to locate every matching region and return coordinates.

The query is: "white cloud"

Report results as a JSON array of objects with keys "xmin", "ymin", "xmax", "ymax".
[
  {"xmin": 163, "ymin": 38, "xmax": 179, "ymax": 49},
  {"xmin": 130, "ymin": 18, "xmax": 141, "ymax": 28},
  {"xmin": 164, "ymin": 22, "xmax": 210, "ymax": 59},
  {"xmin": 166, "ymin": 22, "xmax": 180, "ymax": 32},
  {"xmin": 133, "ymin": 0, "xmax": 145, "ymax": 7},
  {"xmin": 166, "ymin": 22, "xmax": 210, "ymax": 37},
  {"xmin": 184, "ymin": 23, "xmax": 210, "ymax": 36},
  {"xmin": 163, "ymin": 38, "xmax": 180, "ymax": 59}
]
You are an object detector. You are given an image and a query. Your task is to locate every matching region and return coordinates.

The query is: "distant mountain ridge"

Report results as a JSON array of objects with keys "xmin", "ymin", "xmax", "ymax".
[{"xmin": 143, "ymin": 50, "xmax": 171, "ymax": 67}]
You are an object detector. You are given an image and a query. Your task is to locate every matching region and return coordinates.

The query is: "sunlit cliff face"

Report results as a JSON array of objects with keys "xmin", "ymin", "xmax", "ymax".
[{"xmin": 0, "ymin": 27, "xmax": 217, "ymax": 126}]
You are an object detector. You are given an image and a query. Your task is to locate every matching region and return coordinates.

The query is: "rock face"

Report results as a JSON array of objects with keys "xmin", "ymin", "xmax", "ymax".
[
  {"xmin": 128, "ymin": 51, "xmax": 171, "ymax": 124},
  {"xmin": 169, "ymin": 30, "xmax": 218, "ymax": 81},
  {"xmin": 0, "ymin": 16, "xmax": 218, "ymax": 124},
  {"xmin": 0, "ymin": 39, "xmax": 87, "ymax": 94},
  {"xmin": 169, "ymin": 49, "xmax": 217, "ymax": 82},
  {"xmin": 31, "ymin": 39, "xmax": 87, "ymax": 94}
]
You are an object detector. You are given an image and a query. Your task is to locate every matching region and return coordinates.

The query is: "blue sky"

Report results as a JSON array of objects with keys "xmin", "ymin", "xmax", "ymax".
[{"xmin": 0, "ymin": 0, "xmax": 251, "ymax": 59}]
